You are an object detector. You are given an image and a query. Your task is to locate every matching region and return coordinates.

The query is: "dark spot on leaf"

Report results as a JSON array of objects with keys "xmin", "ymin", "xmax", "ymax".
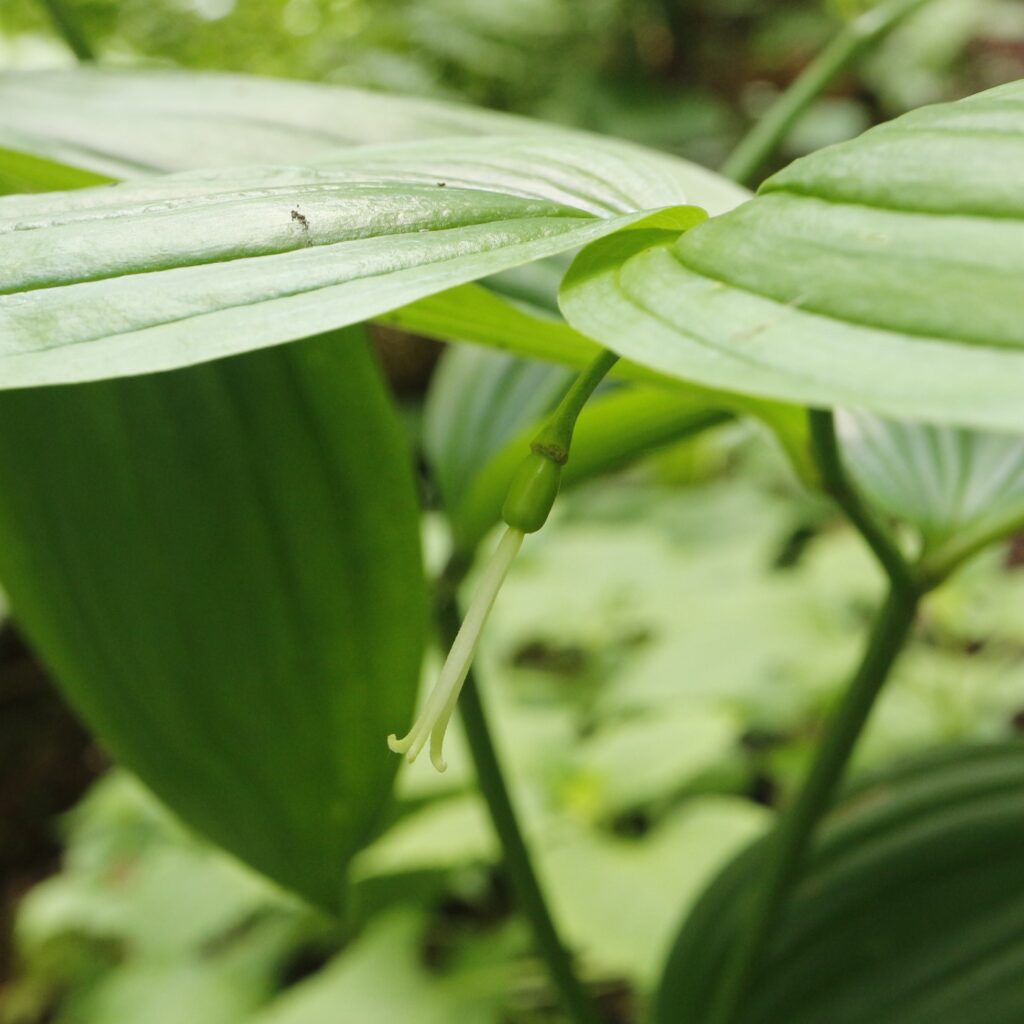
[
  {"xmin": 290, "ymin": 208, "xmax": 309, "ymax": 230},
  {"xmin": 436, "ymin": 181, "xmax": 446, "ymax": 187}
]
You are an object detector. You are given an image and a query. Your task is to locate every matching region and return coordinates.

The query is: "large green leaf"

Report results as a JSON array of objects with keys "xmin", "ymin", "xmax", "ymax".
[
  {"xmin": 655, "ymin": 742, "xmax": 1024, "ymax": 1024},
  {"xmin": 561, "ymin": 81, "xmax": 1024, "ymax": 433},
  {"xmin": 0, "ymin": 136, "xmax": 712, "ymax": 388},
  {"xmin": 1, "ymin": 70, "xmax": 807, "ymax": 470},
  {"xmin": 0, "ymin": 328, "xmax": 428, "ymax": 912}
]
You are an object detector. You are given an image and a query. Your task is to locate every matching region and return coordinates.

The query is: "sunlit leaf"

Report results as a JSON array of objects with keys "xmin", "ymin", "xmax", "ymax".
[
  {"xmin": 561, "ymin": 81, "xmax": 1024, "ymax": 433},
  {"xmin": 0, "ymin": 135, "xmax": 711, "ymax": 388}
]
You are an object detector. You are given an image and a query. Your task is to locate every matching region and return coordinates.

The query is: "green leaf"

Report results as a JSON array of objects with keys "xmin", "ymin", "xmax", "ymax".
[
  {"xmin": 0, "ymin": 70, "xmax": 753, "ymax": 218},
  {"xmin": 655, "ymin": 742, "xmax": 1024, "ymax": 1024},
  {"xmin": 561, "ymin": 81, "xmax": 1024, "ymax": 433},
  {"xmin": 0, "ymin": 135, "xmax": 711, "ymax": 388},
  {"xmin": 838, "ymin": 412, "xmax": 1024, "ymax": 571},
  {"xmin": 0, "ymin": 68, "xmax": 537, "ymax": 178},
  {"xmin": 251, "ymin": 910, "xmax": 507, "ymax": 1024},
  {"xmin": 0, "ymin": 145, "xmax": 114, "ymax": 196},
  {"xmin": 1, "ymin": 71, "xmax": 811, "ymax": 469},
  {"xmin": 0, "ymin": 328, "xmax": 428, "ymax": 912}
]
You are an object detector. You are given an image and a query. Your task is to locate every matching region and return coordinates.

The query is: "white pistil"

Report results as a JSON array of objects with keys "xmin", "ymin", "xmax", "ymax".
[{"xmin": 388, "ymin": 527, "xmax": 525, "ymax": 772}]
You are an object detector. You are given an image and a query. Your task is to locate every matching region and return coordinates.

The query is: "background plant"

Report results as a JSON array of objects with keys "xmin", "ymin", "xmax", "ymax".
[{"xmin": 1, "ymin": 2, "xmax": 1024, "ymax": 1023}]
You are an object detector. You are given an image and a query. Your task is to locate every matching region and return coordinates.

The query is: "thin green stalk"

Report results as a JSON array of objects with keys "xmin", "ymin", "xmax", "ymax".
[
  {"xmin": 721, "ymin": 0, "xmax": 935, "ymax": 186},
  {"xmin": 808, "ymin": 409, "xmax": 917, "ymax": 596},
  {"xmin": 532, "ymin": 349, "xmax": 620, "ymax": 464},
  {"xmin": 919, "ymin": 507, "xmax": 1024, "ymax": 588},
  {"xmin": 437, "ymin": 569, "xmax": 604, "ymax": 1024},
  {"xmin": 705, "ymin": 409, "xmax": 924, "ymax": 1024},
  {"xmin": 705, "ymin": 581, "xmax": 918, "ymax": 1024},
  {"xmin": 37, "ymin": 0, "xmax": 95, "ymax": 62}
]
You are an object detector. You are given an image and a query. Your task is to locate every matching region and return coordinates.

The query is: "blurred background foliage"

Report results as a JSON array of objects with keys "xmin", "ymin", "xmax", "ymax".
[
  {"xmin": 3, "ymin": 0, "xmax": 1024, "ymax": 1021},
  {"xmin": 2, "ymin": 0, "xmax": 1024, "ymax": 166}
]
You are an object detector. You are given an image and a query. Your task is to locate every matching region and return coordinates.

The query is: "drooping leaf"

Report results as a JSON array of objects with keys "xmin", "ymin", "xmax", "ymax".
[
  {"xmin": 838, "ymin": 411, "xmax": 1024, "ymax": 569},
  {"xmin": 561, "ymin": 81, "xmax": 1024, "ymax": 434},
  {"xmin": 0, "ymin": 328, "xmax": 428, "ymax": 912},
  {"xmin": 655, "ymin": 742, "xmax": 1024, "ymax": 1024},
  {"xmin": 0, "ymin": 136, "xmax": 711, "ymax": 389}
]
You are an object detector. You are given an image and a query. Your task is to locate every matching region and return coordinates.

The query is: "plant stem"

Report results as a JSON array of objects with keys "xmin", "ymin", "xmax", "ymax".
[
  {"xmin": 706, "ymin": 409, "xmax": 923, "ymax": 1024},
  {"xmin": 532, "ymin": 349, "xmax": 620, "ymax": 464},
  {"xmin": 437, "ymin": 568, "xmax": 604, "ymax": 1024},
  {"xmin": 919, "ymin": 507, "xmax": 1024, "ymax": 588},
  {"xmin": 706, "ymin": 583, "xmax": 919, "ymax": 1024},
  {"xmin": 808, "ymin": 409, "xmax": 917, "ymax": 596},
  {"xmin": 721, "ymin": 0, "xmax": 935, "ymax": 186},
  {"xmin": 37, "ymin": 0, "xmax": 95, "ymax": 62}
]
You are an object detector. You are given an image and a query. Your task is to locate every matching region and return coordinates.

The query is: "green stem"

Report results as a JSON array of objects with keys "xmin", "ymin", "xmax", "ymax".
[
  {"xmin": 437, "ymin": 568, "xmax": 604, "ymax": 1024},
  {"xmin": 531, "ymin": 349, "xmax": 619, "ymax": 464},
  {"xmin": 919, "ymin": 507, "xmax": 1024, "ymax": 587},
  {"xmin": 705, "ymin": 580, "xmax": 919, "ymax": 1024},
  {"xmin": 37, "ymin": 0, "xmax": 95, "ymax": 62},
  {"xmin": 705, "ymin": 408, "xmax": 924, "ymax": 1024},
  {"xmin": 721, "ymin": 0, "xmax": 935, "ymax": 186},
  {"xmin": 808, "ymin": 409, "xmax": 917, "ymax": 595}
]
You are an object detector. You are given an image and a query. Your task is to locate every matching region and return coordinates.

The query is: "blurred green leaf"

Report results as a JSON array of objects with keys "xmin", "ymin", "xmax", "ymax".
[
  {"xmin": 542, "ymin": 798, "xmax": 766, "ymax": 987},
  {"xmin": 0, "ymin": 328, "xmax": 427, "ymax": 911},
  {"xmin": 656, "ymin": 742, "xmax": 1024, "ymax": 1024},
  {"xmin": 251, "ymin": 910, "xmax": 507, "ymax": 1024}
]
